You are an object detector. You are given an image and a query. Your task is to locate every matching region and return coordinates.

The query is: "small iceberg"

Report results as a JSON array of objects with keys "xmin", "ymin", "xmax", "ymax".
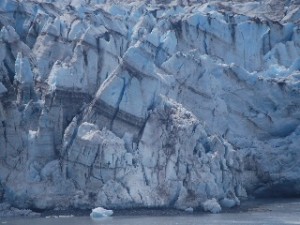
[
  {"xmin": 202, "ymin": 198, "xmax": 222, "ymax": 214},
  {"xmin": 90, "ymin": 207, "xmax": 113, "ymax": 219},
  {"xmin": 184, "ymin": 207, "xmax": 194, "ymax": 213}
]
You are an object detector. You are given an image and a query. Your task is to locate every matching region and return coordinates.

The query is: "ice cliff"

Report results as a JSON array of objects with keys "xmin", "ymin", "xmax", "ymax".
[{"xmin": 0, "ymin": 0, "xmax": 300, "ymax": 212}]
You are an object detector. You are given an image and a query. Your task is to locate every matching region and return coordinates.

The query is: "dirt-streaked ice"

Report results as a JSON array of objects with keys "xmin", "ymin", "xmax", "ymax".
[{"xmin": 0, "ymin": 0, "xmax": 299, "ymax": 214}]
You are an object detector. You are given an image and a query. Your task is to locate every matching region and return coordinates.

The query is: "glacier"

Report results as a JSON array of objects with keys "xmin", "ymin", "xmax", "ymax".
[{"xmin": 0, "ymin": 0, "xmax": 300, "ymax": 213}]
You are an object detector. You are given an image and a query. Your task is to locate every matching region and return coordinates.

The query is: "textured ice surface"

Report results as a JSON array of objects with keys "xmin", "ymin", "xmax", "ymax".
[
  {"xmin": 90, "ymin": 207, "xmax": 113, "ymax": 219},
  {"xmin": 0, "ymin": 0, "xmax": 300, "ymax": 213},
  {"xmin": 202, "ymin": 198, "xmax": 222, "ymax": 214}
]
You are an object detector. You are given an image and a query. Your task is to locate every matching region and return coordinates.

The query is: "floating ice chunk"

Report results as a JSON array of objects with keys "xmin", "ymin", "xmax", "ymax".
[
  {"xmin": 58, "ymin": 215, "xmax": 74, "ymax": 218},
  {"xmin": 90, "ymin": 207, "xmax": 113, "ymax": 219},
  {"xmin": 202, "ymin": 198, "xmax": 222, "ymax": 214},
  {"xmin": 185, "ymin": 207, "xmax": 194, "ymax": 213},
  {"xmin": 220, "ymin": 198, "xmax": 237, "ymax": 208}
]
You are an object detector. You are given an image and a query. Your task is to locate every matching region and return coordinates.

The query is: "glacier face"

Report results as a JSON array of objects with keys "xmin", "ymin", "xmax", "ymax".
[{"xmin": 0, "ymin": 0, "xmax": 300, "ymax": 212}]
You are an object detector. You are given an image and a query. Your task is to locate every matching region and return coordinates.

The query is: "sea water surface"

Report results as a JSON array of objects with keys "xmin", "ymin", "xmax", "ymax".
[{"xmin": 2, "ymin": 199, "xmax": 300, "ymax": 225}]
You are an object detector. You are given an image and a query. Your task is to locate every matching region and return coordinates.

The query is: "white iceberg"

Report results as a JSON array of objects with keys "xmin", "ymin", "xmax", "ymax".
[
  {"xmin": 220, "ymin": 198, "xmax": 238, "ymax": 208},
  {"xmin": 185, "ymin": 207, "xmax": 194, "ymax": 213},
  {"xmin": 202, "ymin": 198, "xmax": 222, "ymax": 214},
  {"xmin": 90, "ymin": 207, "xmax": 113, "ymax": 219}
]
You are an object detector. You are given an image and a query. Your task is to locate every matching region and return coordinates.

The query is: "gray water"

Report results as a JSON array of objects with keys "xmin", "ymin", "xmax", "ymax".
[{"xmin": 2, "ymin": 199, "xmax": 300, "ymax": 225}]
